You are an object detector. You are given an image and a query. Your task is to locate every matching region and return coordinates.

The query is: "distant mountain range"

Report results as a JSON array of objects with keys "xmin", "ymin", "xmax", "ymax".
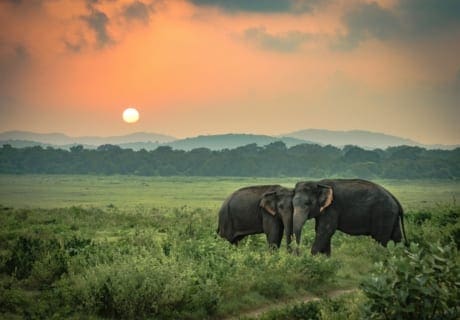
[
  {"xmin": 282, "ymin": 129, "xmax": 420, "ymax": 149},
  {"xmin": 0, "ymin": 131, "xmax": 175, "ymax": 146},
  {"xmin": 0, "ymin": 130, "xmax": 458, "ymax": 151}
]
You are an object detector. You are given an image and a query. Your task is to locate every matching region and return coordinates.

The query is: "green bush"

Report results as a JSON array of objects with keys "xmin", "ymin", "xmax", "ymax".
[
  {"xmin": 27, "ymin": 247, "xmax": 68, "ymax": 289},
  {"xmin": 258, "ymin": 300, "xmax": 321, "ymax": 320},
  {"xmin": 450, "ymin": 227, "xmax": 460, "ymax": 249},
  {"xmin": 319, "ymin": 292, "xmax": 365, "ymax": 320},
  {"xmin": 361, "ymin": 242, "xmax": 460, "ymax": 320},
  {"xmin": 0, "ymin": 279, "xmax": 28, "ymax": 315},
  {"xmin": 407, "ymin": 210, "xmax": 432, "ymax": 225},
  {"xmin": 56, "ymin": 254, "xmax": 221, "ymax": 319},
  {"xmin": 4, "ymin": 236, "xmax": 43, "ymax": 279}
]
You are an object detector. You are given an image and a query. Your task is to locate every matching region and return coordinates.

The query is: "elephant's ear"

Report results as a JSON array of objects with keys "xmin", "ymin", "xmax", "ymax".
[
  {"xmin": 318, "ymin": 186, "xmax": 333, "ymax": 213},
  {"xmin": 260, "ymin": 191, "xmax": 277, "ymax": 216}
]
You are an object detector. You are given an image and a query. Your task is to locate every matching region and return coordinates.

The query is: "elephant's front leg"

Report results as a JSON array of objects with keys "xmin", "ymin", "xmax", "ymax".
[
  {"xmin": 311, "ymin": 215, "xmax": 336, "ymax": 256},
  {"xmin": 311, "ymin": 233, "xmax": 333, "ymax": 255},
  {"xmin": 263, "ymin": 216, "xmax": 284, "ymax": 248}
]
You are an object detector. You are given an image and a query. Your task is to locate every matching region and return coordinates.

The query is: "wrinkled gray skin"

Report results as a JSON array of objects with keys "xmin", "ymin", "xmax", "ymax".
[
  {"xmin": 293, "ymin": 179, "xmax": 407, "ymax": 255},
  {"xmin": 217, "ymin": 185, "xmax": 294, "ymax": 249}
]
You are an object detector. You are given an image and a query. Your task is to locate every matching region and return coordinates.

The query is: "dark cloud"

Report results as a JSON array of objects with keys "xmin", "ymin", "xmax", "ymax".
[
  {"xmin": 338, "ymin": 0, "xmax": 460, "ymax": 49},
  {"xmin": 0, "ymin": 43, "xmax": 29, "ymax": 90},
  {"xmin": 337, "ymin": 2, "xmax": 399, "ymax": 49},
  {"xmin": 244, "ymin": 27, "xmax": 310, "ymax": 52},
  {"xmin": 4, "ymin": 0, "xmax": 43, "ymax": 9},
  {"xmin": 64, "ymin": 39, "xmax": 86, "ymax": 53},
  {"xmin": 189, "ymin": 0, "xmax": 324, "ymax": 14},
  {"xmin": 82, "ymin": 9, "xmax": 113, "ymax": 48},
  {"xmin": 398, "ymin": 0, "xmax": 460, "ymax": 35},
  {"xmin": 6, "ymin": 0, "xmax": 42, "ymax": 5},
  {"xmin": 14, "ymin": 45, "xmax": 29, "ymax": 61},
  {"xmin": 123, "ymin": 1, "xmax": 151, "ymax": 23},
  {"xmin": 0, "ymin": 43, "xmax": 29, "ymax": 66}
]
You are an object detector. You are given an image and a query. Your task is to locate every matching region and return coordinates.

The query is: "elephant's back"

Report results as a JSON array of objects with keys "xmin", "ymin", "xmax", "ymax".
[
  {"xmin": 227, "ymin": 185, "xmax": 280, "ymax": 207},
  {"xmin": 322, "ymin": 179, "xmax": 400, "ymax": 212}
]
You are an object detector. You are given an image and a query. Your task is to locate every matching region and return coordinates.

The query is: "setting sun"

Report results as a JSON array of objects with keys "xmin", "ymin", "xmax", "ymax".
[{"xmin": 122, "ymin": 108, "xmax": 140, "ymax": 123}]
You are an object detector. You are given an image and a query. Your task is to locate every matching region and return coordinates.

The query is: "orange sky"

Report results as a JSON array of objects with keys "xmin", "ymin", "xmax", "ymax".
[{"xmin": 1, "ymin": 0, "xmax": 459, "ymax": 144}]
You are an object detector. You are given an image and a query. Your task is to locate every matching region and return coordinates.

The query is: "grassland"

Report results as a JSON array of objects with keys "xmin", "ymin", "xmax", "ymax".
[
  {"xmin": 1, "ymin": 175, "xmax": 459, "ymax": 210},
  {"xmin": 0, "ymin": 175, "xmax": 459, "ymax": 319}
]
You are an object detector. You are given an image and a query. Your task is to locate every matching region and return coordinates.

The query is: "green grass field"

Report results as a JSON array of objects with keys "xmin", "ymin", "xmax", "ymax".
[
  {"xmin": 1, "ymin": 175, "xmax": 459, "ymax": 210},
  {"xmin": 0, "ymin": 175, "xmax": 459, "ymax": 319}
]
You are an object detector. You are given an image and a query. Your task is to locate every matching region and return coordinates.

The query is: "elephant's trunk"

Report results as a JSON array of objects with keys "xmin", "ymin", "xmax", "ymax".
[
  {"xmin": 293, "ymin": 206, "xmax": 308, "ymax": 246},
  {"xmin": 284, "ymin": 215, "xmax": 293, "ymax": 250}
]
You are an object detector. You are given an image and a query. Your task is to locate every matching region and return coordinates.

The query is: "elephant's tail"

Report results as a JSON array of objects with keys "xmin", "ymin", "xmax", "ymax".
[{"xmin": 393, "ymin": 194, "xmax": 409, "ymax": 246}]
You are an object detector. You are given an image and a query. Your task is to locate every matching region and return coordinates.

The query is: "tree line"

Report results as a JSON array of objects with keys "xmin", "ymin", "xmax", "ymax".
[{"xmin": 1, "ymin": 142, "xmax": 459, "ymax": 179}]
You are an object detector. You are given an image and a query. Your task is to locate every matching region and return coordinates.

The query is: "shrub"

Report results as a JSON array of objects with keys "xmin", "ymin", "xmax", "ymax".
[
  {"xmin": 2, "ymin": 236, "xmax": 87, "ymax": 289},
  {"xmin": 4, "ymin": 236, "xmax": 43, "ymax": 279},
  {"xmin": 319, "ymin": 292, "xmax": 366, "ymax": 320},
  {"xmin": 56, "ymin": 255, "xmax": 222, "ymax": 319},
  {"xmin": 258, "ymin": 300, "xmax": 321, "ymax": 320},
  {"xmin": 361, "ymin": 242, "xmax": 460, "ymax": 320},
  {"xmin": 407, "ymin": 210, "xmax": 432, "ymax": 225},
  {"xmin": 450, "ymin": 227, "xmax": 460, "ymax": 249},
  {"xmin": 0, "ymin": 279, "xmax": 28, "ymax": 315},
  {"xmin": 27, "ymin": 247, "xmax": 68, "ymax": 289}
]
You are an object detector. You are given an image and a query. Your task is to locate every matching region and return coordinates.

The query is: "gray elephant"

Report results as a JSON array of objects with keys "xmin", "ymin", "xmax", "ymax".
[
  {"xmin": 292, "ymin": 179, "xmax": 408, "ymax": 255},
  {"xmin": 217, "ymin": 185, "xmax": 294, "ymax": 249}
]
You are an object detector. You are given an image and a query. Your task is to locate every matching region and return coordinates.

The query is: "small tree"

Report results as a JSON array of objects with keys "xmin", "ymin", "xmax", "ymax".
[{"xmin": 361, "ymin": 242, "xmax": 460, "ymax": 319}]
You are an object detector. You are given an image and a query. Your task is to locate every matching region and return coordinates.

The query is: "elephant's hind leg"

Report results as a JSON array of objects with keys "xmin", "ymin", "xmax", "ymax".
[
  {"xmin": 231, "ymin": 235, "xmax": 246, "ymax": 245},
  {"xmin": 372, "ymin": 213, "xmax": 402, "ymax": 246},
  {"xmin": 390, "ymin": 217, "xmax": 402, "ymax": 243}
]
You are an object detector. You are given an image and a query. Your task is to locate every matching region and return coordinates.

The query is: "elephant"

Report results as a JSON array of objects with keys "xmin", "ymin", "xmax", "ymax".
[
  {"xmin": 217, "ymin": 185, "xmax": 294, "ymax": 249},
  {"xmin": 292, "ymin": 179, "xmax": 408, "ymax": 255}
]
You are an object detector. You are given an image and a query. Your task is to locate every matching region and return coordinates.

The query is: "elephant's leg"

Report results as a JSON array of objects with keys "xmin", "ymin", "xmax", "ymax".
[
  {"xmin": 370, "ymin": 211, "xmax": 396, "ymax": 246},
  {"xmin": 322, "ymin": 238, "xmax": 332, "ymax": 255},
  {"xmin": 311, "ymin": 232, "xmax": 334, "ymax": 255},
  {"xmin": 390, "ymin": 217, "xmax": 402, "ymax": 243},
  {"xmin": 263, "ymin": 216, "xmax": 283, "ymax": 248},
  {"xmin": 266, "ymin": 223, "xmax": 283, "ymax": 249},
  {"xmin": 231, "ymin": 235, "xmax": 246, "ymax": 245},
  {"xmin": 370, "ymin": 227, "xmax": 390, "ymax": 246},
  {"xmin": 311, "ymin": 214, "xmax": 336, "ymax": 255}
]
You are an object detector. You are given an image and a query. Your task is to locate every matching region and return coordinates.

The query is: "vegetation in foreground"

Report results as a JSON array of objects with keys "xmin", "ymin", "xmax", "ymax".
[
  {"xmin": 0, "ymin": 176, "xmax": 459, "ymax": 319},
  {"xmin": 0, "ymin": 202, "xmax": 458, "ymax": 319}
]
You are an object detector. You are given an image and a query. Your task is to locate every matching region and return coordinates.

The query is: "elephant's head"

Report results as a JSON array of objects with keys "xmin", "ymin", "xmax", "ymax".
[
  {"xmin": 292, "ymin": 182, "xmax": 333, "ymax": 245},
  {"xmin": 259, "ymin": 187, "xmax": 294, "ymax": 247}
]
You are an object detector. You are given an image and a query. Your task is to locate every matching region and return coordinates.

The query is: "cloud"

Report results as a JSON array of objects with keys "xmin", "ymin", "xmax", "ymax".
[
  {"xmin": 123, "ymin": 1, "xmax": 151, "ymax": 23},
  {"xmin": 0, "ymin": 43, "xmax": 29, "ymax": 68},
  {"xmin": 63, "ymin": 38, "xmax": 86, "ymax": 53},
  {"xmin": 243, "ymin": 27, "xmax": 310, "ymax": 52},
  {"xmin": 82, "ymin": 8, "xmax": 113, "ymax": 48},
  {"xmin": 398, "ymin": 0, "xmax": 460, "ymax": 35},
  {"xmin": 3, "ymin": 0, "xmax": 43, "ymax": 10},
  {"xmin": 338, "ymin": 0, "xmax": 460, "ymax": 49},
  {"xmin": 189, "ymin": 0, "xmax": 324, "ymax": 14},
  {"xmin": 337, "ymin": 2, "xmax": 400, "ymax": 49},
  {"xmin": 0, "ymin": 43, "xmax": 29, "ymax": 90},
  {"xmin": 14, "ymin": 45, "xmax": 29, "ymax": 61}
]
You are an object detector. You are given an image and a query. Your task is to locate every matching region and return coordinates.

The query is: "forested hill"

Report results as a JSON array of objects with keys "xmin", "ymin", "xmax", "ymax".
[{"xmin": 1, "ymin": 142, "xmax": 459, "ymax": 178}]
